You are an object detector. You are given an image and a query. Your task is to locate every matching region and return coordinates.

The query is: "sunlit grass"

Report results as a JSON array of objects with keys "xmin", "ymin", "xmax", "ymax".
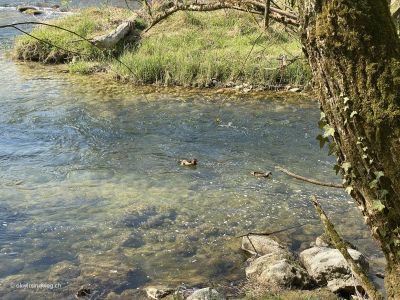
[{"xmin": 14, "ymin": 8, "xmax": 311, "ymax": 87}]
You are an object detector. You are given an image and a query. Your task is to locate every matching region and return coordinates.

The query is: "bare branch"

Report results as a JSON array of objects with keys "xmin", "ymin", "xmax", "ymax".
[
  {"xmin": 275, "ymin": 166, "xmax": 344, "ymax": 188},
  {"xmin": 144, "ymin": 1, "xmax": 299, "ymax": 33},
  {"xmin": 311, "ymin": 196, "xmax": 384, "ymax": 300}
]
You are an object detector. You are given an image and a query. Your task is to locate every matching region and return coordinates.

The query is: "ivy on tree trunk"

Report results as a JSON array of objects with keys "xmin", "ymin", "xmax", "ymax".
[{"xmin": 300, "ymin": 0, "xmax": 400, "ymax": 297}]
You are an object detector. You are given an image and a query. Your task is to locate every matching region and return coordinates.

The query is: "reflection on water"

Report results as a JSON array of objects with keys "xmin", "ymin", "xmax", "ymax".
[{"xmin": 0, "ymin": 5, "xmax": 383, "ymax": 300}]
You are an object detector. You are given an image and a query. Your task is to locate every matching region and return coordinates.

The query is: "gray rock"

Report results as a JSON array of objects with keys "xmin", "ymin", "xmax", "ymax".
[
  {"xmin": 241, "ymin": 235, "xmax": 287, "ymax": 256},
  {"xmin": 186, "ymin": 288, "xmax": 223, "ymax": 300},
  {"xmin": 245, "ymin": 251, "xmax": 312, "ymax": 290},
  {"xmin": 300, "ymin": 246, "xmax": 369, "ymax": 294},
  {"xmin": 145, "ymin": 286, "xmax": 174, "ymax": 299}
]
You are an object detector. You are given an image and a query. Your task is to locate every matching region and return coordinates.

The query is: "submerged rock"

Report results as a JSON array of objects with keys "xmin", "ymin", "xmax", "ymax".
[
  {"xmin": 241, "ymin": 235, "xmax": 287, "ymax": 256},
  {"xmin": 315, "ymin": 233, "xmax": 358, "ymax": 250},
  {"xmin": 186, "ymin": 287, "xmax": 223, "ymax": 300},
  {"xmin": 47, "ymin": 261, "xmax": 80, "ymax": 282},
  {"xmin": 300, "ymin": 246, "xmax": 369, "ymax": 294}
]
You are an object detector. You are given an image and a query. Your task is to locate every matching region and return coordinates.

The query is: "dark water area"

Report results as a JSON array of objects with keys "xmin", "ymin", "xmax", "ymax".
[{"xmin": 0, "ymin": 2, "xmax": 384, "ymax": 299}]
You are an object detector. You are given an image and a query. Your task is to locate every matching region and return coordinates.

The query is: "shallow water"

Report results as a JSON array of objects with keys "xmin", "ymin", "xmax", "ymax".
[{"xmin": 0, "ymin": 3, "xmax": 384, "ymax": 300}]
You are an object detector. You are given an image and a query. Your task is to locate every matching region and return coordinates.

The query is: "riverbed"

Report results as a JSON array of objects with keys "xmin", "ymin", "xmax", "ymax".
[{"xmin": 0, "ymin": 3, "xmax": 384, "ymax": 299}]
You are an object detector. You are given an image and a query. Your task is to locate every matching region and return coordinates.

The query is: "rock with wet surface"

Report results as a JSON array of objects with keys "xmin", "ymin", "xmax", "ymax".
[
  {"xmin": 186, "ymin": 287, "xmax": 223, "ymax": 300},
  {"xmin": 241, "ymin": 235, "xmax": 287, "ymax": 256},
  {"xmin": 300, "ymin": 246, "xmax": 369, "ymax": 294}
]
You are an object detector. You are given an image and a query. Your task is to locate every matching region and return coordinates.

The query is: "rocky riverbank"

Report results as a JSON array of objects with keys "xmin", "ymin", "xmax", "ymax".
[{"xmin": 78, "ymin": 235, "xmax": 376, "ymax": 300}]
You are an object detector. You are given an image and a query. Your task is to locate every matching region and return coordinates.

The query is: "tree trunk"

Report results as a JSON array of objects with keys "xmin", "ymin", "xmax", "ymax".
[{"xmin": 300, "ymin": 0, "xmax": 400, "ymax": 298}]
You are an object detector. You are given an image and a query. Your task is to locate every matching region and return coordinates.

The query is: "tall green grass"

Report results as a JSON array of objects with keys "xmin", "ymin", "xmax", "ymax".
[
  {"xmin": 116, "ymin": 11, "xmax": 310, "ymax": 86},
  {"xmin": 14, "ymin": 8, "xmax": 311, "ymax": 87}
]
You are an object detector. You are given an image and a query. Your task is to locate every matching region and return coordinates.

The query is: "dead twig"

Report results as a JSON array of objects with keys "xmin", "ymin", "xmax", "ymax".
[
  {"xmin": 275, "ymin": 166, "xmax": 344, "ymax": 188},
  {"xmin": 311, "ymin": 195, "xmax": 384, "ymax": 300},
  {"xmin": 237, "ymin": 223, "xmax": 312, "ymax": 256}
]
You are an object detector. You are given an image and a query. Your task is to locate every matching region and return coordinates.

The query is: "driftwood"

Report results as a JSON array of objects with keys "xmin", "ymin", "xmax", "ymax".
[
  {"xmin": 311, "ymin": 196, "xmax": 384, "ymax": 300},
  {"xmin": 92, "ymin": 15, "xmax": 138, "ymax": 49},
  {"xmin": 275, "ymin": 166, "xmax": 344, "ymax": 188}
]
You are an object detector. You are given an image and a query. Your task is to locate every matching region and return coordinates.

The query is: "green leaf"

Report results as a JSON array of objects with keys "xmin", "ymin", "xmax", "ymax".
[
  {"xmin": 333, "ymin": 164, "xmax": 341, "ymax": 175},
  {"xmin": 350, "ymin": 111, "xmax": 358, "ymax": 118},
  {"xmin": 369, "ymin": 179, "xmax": 378, "ymax": 189},
  {"xmin": 379, "ymin": 189, "xmax": 389, "ymax": 199},
  {"xmin": 343, "ymin": 105, "xmax": 350, "ymax": 112},
  {"xmin": 362, "ymin": 154, "xmax": 368, "ymax": 159},
  {"xmin": 372, "ymin": 200, "xmax": 386, "ymax": 212},
  {"xmin": 343, "ymin": 97, "xmax": 350, "ymax": 104},
  {"xmin": 320, "ymin": 112, "xmax": 326, "ymax": 120},
  {"xmin": 323, "ymin": 124, "xmax": 335, "ymax": 138},
  {"xmin": 316, "ymin": 135, "xmax": 329, "ymax": 149},
  {"xmin": 363, "ymin": 146, "xmax": 368, "ymax": 152},
  {"xmin": 318, "ymin": 119, "xmax": 327, "ymax": 129},
  {"xmin": 374, "ymin": 171, "xmax": 384, "ymax": 180},
  {"xmin": 342, "ymin": 162, "xmax": 352, "ymax": 173},
  {"xmin": 346, "ymin": 186, "xmax": 354, "ymax": 195}
]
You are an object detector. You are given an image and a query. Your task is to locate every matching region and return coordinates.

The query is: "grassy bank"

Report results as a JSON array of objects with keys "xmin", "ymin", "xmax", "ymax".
[{"xmin": 14, "ymin": 7, "xmax": 311, "ymax": 88}]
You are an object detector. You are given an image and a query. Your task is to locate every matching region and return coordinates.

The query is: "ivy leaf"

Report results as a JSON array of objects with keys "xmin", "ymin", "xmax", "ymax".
[
  {"xmin": 374, "ymin": 171, "xmax": 384, "ymax": 180},
  {"xmin": 372, "ymin": 200, "xmax": 386, "ymax": 212},
  {"xmin": 369, "ymin": 179, "xmax": 378, "ymax": 189},
  {"xmin": 379, "ymin": 189, "xmax": 389, "ymax": 199},
  {"xmin": 323, "ymin": 124, "xmax": 335, "ymax": 138},
  {"xmin": 316, "ymin": 135, "xmax": 329, "ymax": 149},
  {"xmin": 350, "ymin": 111, "xmax": 358, "ymax": 118},
  {"xmin": 318, "ymin": 119, "xmax": 327, "ymax": 129},
  {"xmin": 342, "ymin": 162, "xmax": 352, "ymax": 173},
  {"xmin": 333, "ymin": 164, "xmax": 341, "ymax": 175},
  {"xmin": 346, "ymin": 186, "xmax": 354, "ymax": 195}
]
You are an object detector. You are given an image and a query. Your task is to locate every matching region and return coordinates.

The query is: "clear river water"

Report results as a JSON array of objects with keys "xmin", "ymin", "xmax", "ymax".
[{"xmin": 0, "ymin": 2, "xmax": 384, "ymax": 299}]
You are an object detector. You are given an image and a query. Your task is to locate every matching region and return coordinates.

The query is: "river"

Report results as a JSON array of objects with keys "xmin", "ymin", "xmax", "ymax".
[{"xmin": 0, "ymin": 2, "xmax": 384, "ymax": 299}]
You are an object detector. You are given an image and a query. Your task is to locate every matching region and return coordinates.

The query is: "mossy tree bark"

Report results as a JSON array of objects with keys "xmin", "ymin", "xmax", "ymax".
[{"xmin": 300, "ymin": 0, "xmax": 400, "ymax": 298}]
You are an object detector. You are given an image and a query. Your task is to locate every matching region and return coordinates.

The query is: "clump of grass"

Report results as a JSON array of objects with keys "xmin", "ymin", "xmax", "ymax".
[
  {"xmin": 14, "ymin": 7, "xmax": 132, "ymax": 63},
  {"xmin": 14, "ymin": 8, "xmax": 311, "ymax": 87},
  {"xmin": 115, "ymin": 11, "xmax": 310, "ymax": 87}
]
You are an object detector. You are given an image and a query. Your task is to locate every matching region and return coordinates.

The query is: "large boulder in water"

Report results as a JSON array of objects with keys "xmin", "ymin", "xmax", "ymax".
[
  {"xmin": 245, "ymin": 251, "xmax": 313, "ymax": 290},
  {"xmin": 300, "ymin": 246, "xmax": 369, "ymax": 294},
  {"xmin": 243, "ymin": 236, "xmax": 313, "ymax": 290}
]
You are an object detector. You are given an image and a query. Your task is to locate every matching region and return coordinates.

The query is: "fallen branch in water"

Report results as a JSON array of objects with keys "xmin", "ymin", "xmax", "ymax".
[
  {"xmin": 311, "ymin": 195, "xmax": 383, "ymax": 300},
  {"xmin": 275, "ymin": 166, "xmax": 344, "ymax": 188},
  {"xmin": 237, "ymin": 223, "xmax": 311, "ymax": 255}
]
